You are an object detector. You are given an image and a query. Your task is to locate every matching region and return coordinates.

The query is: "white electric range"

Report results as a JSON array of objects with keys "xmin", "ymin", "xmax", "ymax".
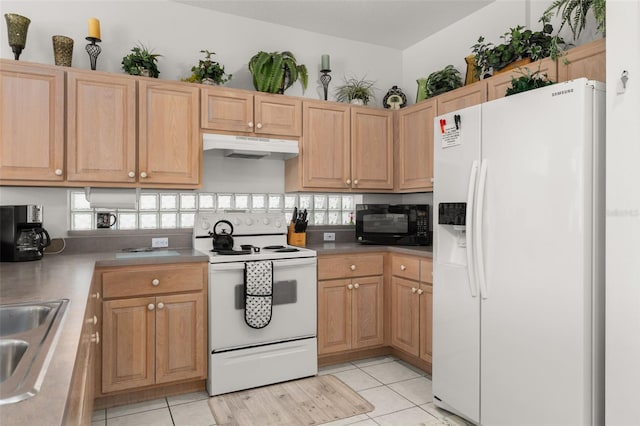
[{"xmin": 193, "ymin": 212, "xmax": 318, "ymax": 396}]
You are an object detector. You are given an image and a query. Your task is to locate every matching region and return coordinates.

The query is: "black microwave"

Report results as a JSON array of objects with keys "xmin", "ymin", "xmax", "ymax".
[{"xmin": 355, "ymin": 204, "xmax": 431, "ymax": 246}]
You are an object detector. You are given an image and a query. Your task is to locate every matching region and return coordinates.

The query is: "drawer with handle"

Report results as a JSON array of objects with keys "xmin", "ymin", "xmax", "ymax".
[
  {"xmin": 318, "ymin": 254, "xmax": 384, "ymax": 280},
  {"xmin": 101, "ymin": 263, "xmax": 206, "ymax": 299},
  {"xmin": 391, "ymin": 254, "xmax": 420, "ymax": 281}
]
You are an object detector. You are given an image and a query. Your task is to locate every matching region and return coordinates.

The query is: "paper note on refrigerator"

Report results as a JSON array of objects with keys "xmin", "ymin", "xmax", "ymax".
[{"xmin": 441, "ymin": 123, "xmax": 461, "ymax": 148}]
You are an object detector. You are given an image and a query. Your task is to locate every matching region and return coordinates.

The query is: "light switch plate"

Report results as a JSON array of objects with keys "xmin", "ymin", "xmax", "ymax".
[
  {"xmin": 323, "ymin": 232, "xmax": 336, "ymax": 241},
  {"xmin": 152, "ymin": 237, "xmax": 169, "ymax": 248}
]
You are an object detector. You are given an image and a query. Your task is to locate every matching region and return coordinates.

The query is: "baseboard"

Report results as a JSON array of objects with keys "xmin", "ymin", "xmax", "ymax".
[{"xmin": 94, "ymin": 380, "xmax": 205, "ymax": 410}]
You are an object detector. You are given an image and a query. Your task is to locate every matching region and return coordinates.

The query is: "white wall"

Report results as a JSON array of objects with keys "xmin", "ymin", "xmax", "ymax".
[
  {"xmin": 605, "ymin": 1, "xmax": 640, "ymax": 425},
  {"xmin": 401, "ymin": 0, "xmax": 601, "ymax": 104},
  {"xmin": 0, "ymin": 0, "xmax": 402, "ymax": 237}
]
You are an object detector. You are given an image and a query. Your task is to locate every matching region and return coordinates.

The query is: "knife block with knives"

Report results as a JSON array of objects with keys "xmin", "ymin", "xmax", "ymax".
[{"xmin": 288, "ymin": 207, "xmax": 307, "ymax": 247}]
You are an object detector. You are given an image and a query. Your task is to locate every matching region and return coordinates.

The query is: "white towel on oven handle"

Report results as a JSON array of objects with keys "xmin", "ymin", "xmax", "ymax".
[{"xmin": 244, "ymin": 260, "xmax": 273, "ymax": 329}]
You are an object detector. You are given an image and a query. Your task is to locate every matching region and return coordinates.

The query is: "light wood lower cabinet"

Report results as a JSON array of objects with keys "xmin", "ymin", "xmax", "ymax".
[
  {"xmin": 98, "ymin": 263, "xmax": 207, "ymax": 395},
  {"xmin": 317, "ymin": 254, "xmax": 385, "ymax": 355},
  {"xmin": 389, "ymin": 255, "xmax": 433, "ymax": 364}
]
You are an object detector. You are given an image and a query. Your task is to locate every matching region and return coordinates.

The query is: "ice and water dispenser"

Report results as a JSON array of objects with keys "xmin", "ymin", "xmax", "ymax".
[{"xmin": 437, "ymin": 202, "xmax": 468, "ymax": 265}]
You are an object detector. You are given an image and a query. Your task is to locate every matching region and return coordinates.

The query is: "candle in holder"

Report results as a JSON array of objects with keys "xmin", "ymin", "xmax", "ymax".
[
  {"xmin": 87, "ymin": 17, "xmax": 100, "ymax": 40},
  {"xmin": 321, "ymin": 54, "xmax": 330, "ymax": 70}
]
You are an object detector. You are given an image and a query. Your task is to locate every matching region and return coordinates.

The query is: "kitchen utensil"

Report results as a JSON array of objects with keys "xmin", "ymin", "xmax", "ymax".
[
  {"xmin": 292, "ymin": 207, "xmax": 298, "ymax": 224},
  {"xmin": 211, "ymin": 219, "xmax": 234, "ymax": 251}
]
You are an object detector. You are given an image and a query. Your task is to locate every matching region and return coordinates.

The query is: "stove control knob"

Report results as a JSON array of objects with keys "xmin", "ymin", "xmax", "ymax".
[
  {"xmin": 200, "ymin": 220, "xmax": 210, "ymax": 230},
  {"xmin": 275, "ymin": 219, "xmax": 282, "ymax": 228},
  {"xmin": 245, "ymin": 218, "xmax": 253, "ymax": 225},
  {"xmin": 233, "ymin": 218, "xmax": 241, "ymax": 226},
  {"xmin": 263, "ymin": 218, "xmax": 270, "ymax": 225}
]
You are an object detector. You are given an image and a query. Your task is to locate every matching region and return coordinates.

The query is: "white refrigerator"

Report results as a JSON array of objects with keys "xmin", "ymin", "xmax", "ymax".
[{"xmin": 432, "ymin": 78, "xmax": 605, "ymax": 426}]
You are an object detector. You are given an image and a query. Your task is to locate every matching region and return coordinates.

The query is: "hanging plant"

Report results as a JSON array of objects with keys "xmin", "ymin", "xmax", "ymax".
[{"xmin": 544, "ymin": 0, "xmax": 606, "ymax": 39}]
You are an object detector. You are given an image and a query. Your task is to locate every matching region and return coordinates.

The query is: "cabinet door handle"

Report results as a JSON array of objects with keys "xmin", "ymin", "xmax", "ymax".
[
  {"xmin": 353, "ymin": 179, "xmax": 359, "ymax": 185},
  {"xmin": 157, "ymin": 302, "xmax": 165, "ymax": 310},
  {"xmin": 148, "ymin": 303, "xmax": 155, "ymax": 311},
  {"xmin": 347, "ymin": 284, "xmax": 354, "ymax": 290},
  {"xmin": 256, "ymin": 123, "xmax": 263, "ymax": 129},
  {"xmin": 128, "ymin": 171, "xmax": 135, "ymax": 178},
  {"xmin": 91, "ymin": 292, "xmax": 100, "ymax": 300},
  {"xmin": 417, "ymin": 288, "xmax": 424, "ymax": 295},
  {"xmin": 412, "ymin": 287, "xmax": 417, "ymax": 293},
  {"xmin": 248, "ymin": 121, "xmax": 254, "ymax": 128},
  {"xmin": 400, "ymin": 264, "xmax": 407, "ymax": 271},
  {"xmin": 350, "ymin": 264, "xmax": 356, "ymax": 271},
  {"xmin": 93, "ymin": 315, "xmax": 97, "ymax": 325},
  {"xmin": 354, "ymin": 283, "xmax": 359, "ymax": 289},
  {"xmin": 54, "ymin": 169, "xmax": 63, "ymax": 176},
  {"xmin": 430, "ymin": 177, "xmax": 434, "ymax": 183},
  {"xmin": 91, "ymin": 332, "xmax": 100, "ymax": 344},
  {"xmin": 346, "ymin": 179, "xmax": 352, "ymax": 185},
  {"xmin": 151, "ymin": 278, "xmax": 160, "ymax": 286},
  {"xmin": 140, "ymin": 172, "xmax": 148, "ymax": 178}
]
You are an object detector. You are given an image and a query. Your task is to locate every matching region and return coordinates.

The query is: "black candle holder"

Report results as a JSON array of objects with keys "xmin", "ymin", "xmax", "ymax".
[
  {"xmin": 320, "ymin": 69, "xmax": 332, "ymax": 101},
  {"xmin": 85, "ymin": 36, "xmax": 102, "ymax": 70}
]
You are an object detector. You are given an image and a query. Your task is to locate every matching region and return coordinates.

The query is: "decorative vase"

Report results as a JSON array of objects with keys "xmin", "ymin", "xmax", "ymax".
[
  {"xmin": 139, "ymin": 68, "xmax": 151, "ymax": 77},
  {"xmin": 464, "ymin": 55, "xmax": 479, "ymax": 85},
  {"xmin": 201, "ymin": 77, "xmax": 217, "ymax": 85},
  {"xmin": 350, "ymin": 98, "xmax": 364, "ymax": 106},
  {"xmin": 416, "ymin": 78, "xmax": 428, "ymax": 103},
  {"xmin": 4, "ymin": 13, "xmax": 31, "ymax": 60},
  {"xmin": 494, "ymin": 57, "xmax": 532, "ymax": 75},
  {"xmin": 52, "ymin": 35, "xmax": 74, "ymax": 67}
]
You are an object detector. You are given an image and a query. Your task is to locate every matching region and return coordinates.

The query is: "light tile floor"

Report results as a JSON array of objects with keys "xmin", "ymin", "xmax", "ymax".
[{"xmin": 92, "ymin": 356, "xmax": 472, "ymax": 426}]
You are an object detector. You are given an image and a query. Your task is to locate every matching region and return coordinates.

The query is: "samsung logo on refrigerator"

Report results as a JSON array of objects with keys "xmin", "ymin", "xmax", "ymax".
[{"xmin": 552, "ymin": 88, "xmax": 574, "ymax": 97}]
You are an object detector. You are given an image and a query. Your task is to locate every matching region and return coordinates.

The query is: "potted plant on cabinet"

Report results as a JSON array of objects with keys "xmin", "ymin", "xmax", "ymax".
[
  {"xmin": 424, "ymin": 65, "xmax": 463, "ymax": 98},
  {"xmin": 335, "ymin": 76, "xmax": 376, "ymax": 105},
  {"xmin": 248, "ymin": 51, "xmax": 308, "ymax": 94},
  {"xmin": 121, "ymin": 43, "xmax": 162, "ymax": 78},
  {"xmin": 182, "ymin": 50, "xmax": 232, "ymax": 85},
  {"xmin": 505, "ymin": 67, "xmax": 555, "ymax": 97},
  {"xmin": 471, "ymin": 17, "xmax": 564, "ymax": 79}
]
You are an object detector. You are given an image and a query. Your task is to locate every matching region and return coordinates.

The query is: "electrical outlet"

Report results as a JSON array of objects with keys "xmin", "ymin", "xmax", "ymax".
[
  {"xmin": 323, "ymin": 232, "xmax": 336, "ymax": 242},
  {"xmin": 152, "ymin": 237, "xmax": 169, "ymax": 248}
]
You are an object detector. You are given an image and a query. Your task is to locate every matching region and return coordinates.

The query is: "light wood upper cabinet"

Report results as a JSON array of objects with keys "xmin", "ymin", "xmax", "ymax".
[
  {"xmin": 139, "ymin": 80, "xmax": 200, "ymax": 186},
  {"xmin": 0, "ymin": 60, "xmax": 64, "ymax": 183},
  {"xmin": 397, "ymin": 99, "xmax": 436, "ymax": 191},
  {"xmin": 201, "ymin": 87, "xmax": 302, "ymax": 137},
  {"xmin": 557, "ymin": 38, "xmax": 606, "ymax": 83},
  {"xmin": 487, "ymin": 57, "xmax": 557, "ymax": 101},
  {"xmin": 298, "ymin": 100, "xmax": 350, "ymax": 190},
  {"xmin": 66, "ymin": 70, "xmax": 137, "ymax": 183},
  {"xmin": 350, "ymin": 107, "xmax": 394, "ymax": 190},
  {"xmin": 436, "ymin": 80, "xmax": 486, "ymax": 115}
]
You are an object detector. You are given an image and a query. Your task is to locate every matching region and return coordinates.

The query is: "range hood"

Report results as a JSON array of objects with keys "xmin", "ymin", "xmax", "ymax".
[{"xmin": 202, "ymin": 133, "xmax": 299, "ymax": 160}]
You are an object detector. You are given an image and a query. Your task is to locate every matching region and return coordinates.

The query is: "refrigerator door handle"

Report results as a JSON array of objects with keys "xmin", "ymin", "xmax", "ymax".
[
  {"xmin": 475, "ymin": 159, "xmax": 489, "ymax": 299},
  {"xmin": 466, "ymin": 160, "xmax": 479, "ymax": 297}
]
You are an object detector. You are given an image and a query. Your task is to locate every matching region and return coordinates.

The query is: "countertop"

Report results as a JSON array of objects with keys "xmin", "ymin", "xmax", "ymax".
[
  {"xmin": 0, "ymin": 249, "xmax": 208, "ymax": 425},
  {"xmin": 307, "ymin": 242, "xmax": 433, "ymax": 258}
]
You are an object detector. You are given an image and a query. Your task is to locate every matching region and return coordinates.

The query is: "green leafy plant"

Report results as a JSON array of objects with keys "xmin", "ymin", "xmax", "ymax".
[
  {"xmin": 425, "ymin": 65, "xmax": 463, "ymax": 98},
  {"xmin": 471, "ymin": 19, "xmax": 564, "ymax": 79},
  {"xmin": 121, "ymin": 43, "xmax": 162, "ymax": 78},
  {"xmin": 182, "ymin": 50, "xmax": 231, "ymax": 84},
  {"xmin": 248, "ymin": 51, "xmax": 308, "ymax": 94},
  {"xmin": 544, "ymin": 0, "xmax": 606, "ymax": 39},
  {"xmin": 335, "ymin": 76, "xmax": 376, "ymax": 105},
  {"xmin": 505, "ymin": 67, "xmax": 556, "ymax": 97}
]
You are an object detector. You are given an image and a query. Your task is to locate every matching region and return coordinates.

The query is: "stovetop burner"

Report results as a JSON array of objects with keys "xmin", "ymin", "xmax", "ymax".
[
  {"xmin": 274, "ymin": 248, "xmax": 300, "ymax": 252},
  {"xmin": 263, "ymin": 245, "xmax": 286, "ymax": 250},
  {"xmin": 211, "ymin": 249, "xmax": 252, "ymax": 255}
]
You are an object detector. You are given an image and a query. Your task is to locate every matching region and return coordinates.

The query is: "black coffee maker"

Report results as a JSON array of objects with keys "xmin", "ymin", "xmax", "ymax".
[{"xmin": 0, "ymin": 205, "xmax": 51, "ymax": 262}]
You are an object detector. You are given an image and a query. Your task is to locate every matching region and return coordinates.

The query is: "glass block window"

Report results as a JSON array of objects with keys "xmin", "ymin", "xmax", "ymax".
[{"xmin": 69, "ymin": 191, "xmax": 360, "ymax": 230}]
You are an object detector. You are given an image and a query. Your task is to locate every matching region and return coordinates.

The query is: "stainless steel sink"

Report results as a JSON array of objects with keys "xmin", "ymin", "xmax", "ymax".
[
  {"xmin": 0, "ymin": 305, "xmax": 52, "ymax": 337},
  {"xmin": 0, "ymin": 300, "xmax": 69, "ymax": 405}
]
